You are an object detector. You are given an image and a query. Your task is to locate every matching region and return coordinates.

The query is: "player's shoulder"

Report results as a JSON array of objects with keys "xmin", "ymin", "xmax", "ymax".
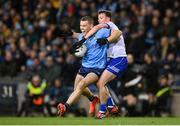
[
  {"xmin": 95, "ymin": 28, "xmax": 109, "ymax": 37},
  {"xmin": 107, "ymin": 21, "xmax": 116, "ymax": 26},
  {"xmin": 107, "ymin": 21, "xmax": 119, "ymax": 30},
  {"xmin": 97, "ymin": 27, "xmax": 109, "ymax": 33}
]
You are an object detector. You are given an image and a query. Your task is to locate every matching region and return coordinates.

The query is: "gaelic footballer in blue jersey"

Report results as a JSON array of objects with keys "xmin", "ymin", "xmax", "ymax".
[{"xmin": 57, "ymin": 16, "xmax": 110, "ymax": 116}]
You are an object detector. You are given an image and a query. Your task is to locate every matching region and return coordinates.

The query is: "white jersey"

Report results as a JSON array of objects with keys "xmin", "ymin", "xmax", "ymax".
[{"xmin": 107, "ymin": 22, "xmax": 127, "ymax": 58}]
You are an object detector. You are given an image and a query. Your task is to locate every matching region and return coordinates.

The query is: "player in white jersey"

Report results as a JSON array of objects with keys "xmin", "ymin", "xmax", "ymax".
[{"xmin": 84, "ymin": 10, "xmax": 128, "ymax": 119}]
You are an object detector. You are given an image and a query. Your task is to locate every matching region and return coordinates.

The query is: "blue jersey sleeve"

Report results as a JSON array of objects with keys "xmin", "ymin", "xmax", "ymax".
[
  {"xmin": 78, "ymin": 33, "xmax": 84, "ymax": 41},
  {"xmin": 95, "ymin": 28, "xmax": 110, "ymax": 39}
]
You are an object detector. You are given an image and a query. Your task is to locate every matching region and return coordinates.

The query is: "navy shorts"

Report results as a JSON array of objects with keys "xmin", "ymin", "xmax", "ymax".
[
  {"xmin": 78, "ymin": 66, "xmax": 104, "ymax": 77},
  {"xmin": 106, "ymin": 57, "xmax": 128, "ymax": 77}
]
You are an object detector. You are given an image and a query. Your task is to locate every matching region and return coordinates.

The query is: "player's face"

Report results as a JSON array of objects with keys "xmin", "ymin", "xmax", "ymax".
[
  {"xmin": 80, "ymin": 21, "xmax": 93, "ymax": 34},
  {"xmin": 98, "ymin": 13, "xmax": 109, "ymax": 24}
]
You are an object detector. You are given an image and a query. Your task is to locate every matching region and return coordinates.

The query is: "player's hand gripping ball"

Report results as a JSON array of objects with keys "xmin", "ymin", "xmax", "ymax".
[{"xmin": 74, "ymin": 44, "xmax": 87, "ymax": 57}]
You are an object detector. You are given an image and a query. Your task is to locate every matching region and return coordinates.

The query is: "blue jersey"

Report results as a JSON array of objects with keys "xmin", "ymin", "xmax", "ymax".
[{"xmin": 78, "ymin": 28, "xmax": 110, "ymax": 69}]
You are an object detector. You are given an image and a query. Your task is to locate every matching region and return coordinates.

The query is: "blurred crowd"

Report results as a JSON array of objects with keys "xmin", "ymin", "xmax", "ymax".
[{"xmin": 0, "ymin": 0, "xmax": 180, "ymax": 116}]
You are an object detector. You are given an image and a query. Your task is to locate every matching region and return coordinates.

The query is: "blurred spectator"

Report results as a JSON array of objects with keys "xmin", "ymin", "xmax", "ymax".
[
  {"xmin": 62, "ymin": 53, "xmax": 80, "ymax": 86},
  {"xmin": 0, "ymin": 50, "xmax": 17, "ymax": 77},
  {"xmin": 161, "ymin": 52, "xmax": 177, "ymax": 74},
  {"xmin": 159, "ymin": 16, "xmax": 175, "ymax": 37},
  {"xmin": 40, "ymin": 56, "xmax": 62, "ymax": 84},
  {"xmin": 142, "ymin": 53, "xmax": 159, "ymax": 94},
  {"xmin": 17, "ymin": 75, "xmax": 47, "ymax": 116},
  {"xmin": 175, "ymin": 54, "xmax": 180, "ymax": 75},
  {"xmin": 136, "ymin": 53, "xmax": 159, "ymax": 116},
  {"xmin": 25, "ymin": 58, "xmax": 43, "ymax": 80},
  {"xmin": 26, "ymin": 50, "xmax": 37, "ymax": 70},
  {"xmin": 118, "ymin": 54, "xmax": 141, "ymax": 116},
  {"xmin": 46, "ymin": 78, "xmax": 68, "ymax": 116},
  {"xmin": 154, "ymin": 74, "xmax": 172, "ymax": 116}
]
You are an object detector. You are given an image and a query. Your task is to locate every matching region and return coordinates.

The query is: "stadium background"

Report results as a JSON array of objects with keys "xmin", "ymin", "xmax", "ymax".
[{"xmin": 0, "ymin": 0, "xmax": 180, "ymax": 118}]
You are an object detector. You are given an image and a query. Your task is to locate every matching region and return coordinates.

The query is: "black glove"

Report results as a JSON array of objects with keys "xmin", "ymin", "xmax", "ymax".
[
  {"xmin": 70, "ymin": 44, "xmax": 79, "ymax": 54},
  {"xmin": 62, "ymin": 29, "xmax": 73, "ymax": 36},
  {"xmin": 53, "ymin": 27, "xmax": 73, "ymax": 37},
  {"xmin": 70, "ymin": 38, "xmax": 86, "ymax": 53},
  {"xmin": 97, "ymin": 38, "xmax": 108, "ymax": 46}
]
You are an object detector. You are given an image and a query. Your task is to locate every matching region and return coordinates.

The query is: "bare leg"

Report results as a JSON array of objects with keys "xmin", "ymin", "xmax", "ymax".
[
  {"xmin": 74, "ymin": 74, "xmax": 84, "ymax": 90},
  {"xmin": 97, "ymin": 70, "xmax": 116, "ymax": 104},
  {"xmin": 74, "ymin": 74, "xmax": 95, "ymax": 100},
  {"xmin": 66, "ymin": 73, "xmax": 99, "ymax": 105}
]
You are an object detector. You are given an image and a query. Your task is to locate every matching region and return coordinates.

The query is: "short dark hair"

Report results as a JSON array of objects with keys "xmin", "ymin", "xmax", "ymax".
[
  {"xmin": 98, "ymin": 10, "xmax": 112, "ymax": 19},
  {"xmin": 80, "ymin": 16, "xmax": 94, "ymax": 25}
]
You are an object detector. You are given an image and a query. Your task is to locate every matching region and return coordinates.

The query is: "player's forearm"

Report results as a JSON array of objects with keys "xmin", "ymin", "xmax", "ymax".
[
  {"xmin": 84, "ymin": 24, "xmax": 108, "ymax": 39},
  {"xmin": 84, "ymin": 25, "xmax": 100, "ymax": 39},
  {"xmin": 107, "ymin": 30, "xmax": 122, "ymax": 43},
  {"xmin": 72, "ymin": 32, "xmax": 80, "ymax": 39}
]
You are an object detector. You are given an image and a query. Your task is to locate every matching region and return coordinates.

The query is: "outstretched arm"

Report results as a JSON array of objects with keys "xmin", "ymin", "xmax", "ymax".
[
  {"xmin": 84, "ymin": 24, "xmax": 109, "ymax": 39},
  {"xmin": 54, "ymin": 27, "xmax": 80, "ymax": 39},
  {"xmin": 72, "ymin": 32, "xmax": 80, "ymax": 39}
]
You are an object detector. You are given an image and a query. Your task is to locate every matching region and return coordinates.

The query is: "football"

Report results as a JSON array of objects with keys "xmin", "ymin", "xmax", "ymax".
[{"xmin": 74, "ymin": 44, "xmax": 87, "ymax": 57}]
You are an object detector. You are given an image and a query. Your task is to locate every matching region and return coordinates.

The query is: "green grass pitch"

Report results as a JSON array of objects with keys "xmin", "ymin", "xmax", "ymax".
[{"xmin": 0, "ymin": 117, "xmax": 180, "ymax": 125}]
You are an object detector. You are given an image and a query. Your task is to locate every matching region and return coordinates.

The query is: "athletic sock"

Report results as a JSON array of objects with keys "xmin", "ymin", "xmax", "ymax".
[
  {"xmin": 106, "ymin": 97, "xmax": 115, "ymax": 108},
  {"xmin": 64, "ymin": 103, "xmax": 70, "ymax": 110},
  {"xmin": 99, "ymin": 104, "xmax": 107, "ymax": 113},
  {"xmin": 87, "ymin": 95, "xmax": 94, "ymax": 102}
]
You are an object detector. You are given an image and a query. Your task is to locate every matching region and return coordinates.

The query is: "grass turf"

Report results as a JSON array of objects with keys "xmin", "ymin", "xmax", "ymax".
[{"xmin": 0, "ymin": 117, "xmax": 180, "ymax": 125}]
